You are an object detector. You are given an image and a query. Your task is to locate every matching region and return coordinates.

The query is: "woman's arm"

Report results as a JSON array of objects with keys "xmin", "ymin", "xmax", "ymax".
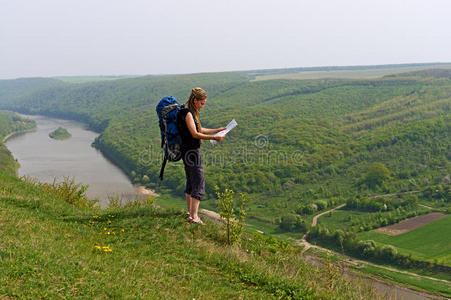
[
  {"xmin": 200, "ymin": 127, "xmax": 226, "ymax": 134},
  {"xmin": 186, "ymin": 112, "xmax": 224, "ymax": 141}
]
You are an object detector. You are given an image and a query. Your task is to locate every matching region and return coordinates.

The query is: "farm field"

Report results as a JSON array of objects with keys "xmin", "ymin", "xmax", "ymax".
[
  {"xmin": 316, "ymin": 209, "xmax": 368, "ymax": 231},
  {"xmin": 358, "ymin": 214, "xmax": 451, "ymax": 266},
  {"xmin": 375, "ymin": 212, "xmax": 447, "ymax": 235},
  {"xmin": 251, "ymin": 64, "xmax": 451, "ymax": 81}
]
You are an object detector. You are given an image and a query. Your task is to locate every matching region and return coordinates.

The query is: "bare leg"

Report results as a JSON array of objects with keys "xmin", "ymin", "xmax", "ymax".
[
  {"xmin": 185, "ymin": 193, "xmax": 191, "ymax": 215},
  {"xmin": 190, "ymin": 197, "xmax": 200, "ymax": 220}
]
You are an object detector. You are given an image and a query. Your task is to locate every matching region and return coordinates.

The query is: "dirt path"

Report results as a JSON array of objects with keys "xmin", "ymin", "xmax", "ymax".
[
  {"xmin": 418, "ymin": 203, "xmax": 436, "ymax": 210},
  {"xmin": 300, "ymin": 203, "xmax": 346, "ymax": 253},
  {"xmin": 367, "ymin": 190, "xmax": 421, "ymax": 199},
  {"xmin": 312, "ymin": 203, "xmax": 346, "ymax": 226}
]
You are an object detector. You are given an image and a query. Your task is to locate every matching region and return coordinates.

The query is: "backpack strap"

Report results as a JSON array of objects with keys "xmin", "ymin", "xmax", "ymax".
[
  {"xmin": 159, "ymin": 117, "xmax": 168, "ymax": 181},
  {"xmin": 159, "ymin": 155, "xmax": 167, "ymax": 181}
]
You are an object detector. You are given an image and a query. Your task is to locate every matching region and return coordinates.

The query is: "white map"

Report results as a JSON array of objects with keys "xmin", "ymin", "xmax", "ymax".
[{"xmin": 210, "ymin": 119, "xmax": 237, "ymax": 146}]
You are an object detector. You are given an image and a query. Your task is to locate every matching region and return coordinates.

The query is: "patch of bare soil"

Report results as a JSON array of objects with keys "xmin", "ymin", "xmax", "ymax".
[
  {"xmin": 376, "ymin": 213, "xmax": 447, "ymax": 236},
  {"xmin": 134, "ymin": 185, "xmax": 159, "ymax": 197}
]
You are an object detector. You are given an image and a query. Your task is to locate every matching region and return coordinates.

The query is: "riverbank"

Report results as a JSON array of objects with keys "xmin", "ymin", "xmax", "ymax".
[
  {"xmin": 3, "ymin": 115, "xmax": 139, "ymax": 206},
  {"xmin": 2, "ymin": 128, "xmax": 36, "ymax": 143},
  {"xmin": 134, "ymin": 185, "xmax": 159, "ymax": 197}
]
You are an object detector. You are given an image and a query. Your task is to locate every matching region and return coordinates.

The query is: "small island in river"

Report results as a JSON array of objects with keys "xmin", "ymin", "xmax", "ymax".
[{"xmin": 49, "ymin": 127, "xmax": 72, "ymax": 140}]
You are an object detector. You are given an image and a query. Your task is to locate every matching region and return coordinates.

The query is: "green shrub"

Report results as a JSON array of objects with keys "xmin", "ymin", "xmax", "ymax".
[{"xmin": 22, "ymin": 176, "xmax": 99, "ymax": 209}]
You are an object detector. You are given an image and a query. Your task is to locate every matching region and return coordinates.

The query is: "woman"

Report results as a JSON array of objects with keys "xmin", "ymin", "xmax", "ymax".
[{"xmin": 177, "ymin": 87, "xmax": 226, "ymax": 225}]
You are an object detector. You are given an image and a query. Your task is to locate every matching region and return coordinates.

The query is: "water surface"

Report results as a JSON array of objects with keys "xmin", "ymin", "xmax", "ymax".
[{"xmin": 5, "ymin": 115, "xmax": 138, "ymax": 207}]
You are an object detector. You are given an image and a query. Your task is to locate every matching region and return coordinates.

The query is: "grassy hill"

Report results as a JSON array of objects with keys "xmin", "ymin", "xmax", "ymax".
[{"xmin": 0, "ymin": 129, "xmax": 376, "ymax": 298}]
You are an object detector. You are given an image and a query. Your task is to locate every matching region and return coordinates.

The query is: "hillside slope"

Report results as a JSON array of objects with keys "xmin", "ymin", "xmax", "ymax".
[
  {"xmin": 0, "ymin": 67, "xmax": 449, "ymax": 225},
  {"xmin": 0, "ymin": 163, "xmax": 377, "ymax": 298}
]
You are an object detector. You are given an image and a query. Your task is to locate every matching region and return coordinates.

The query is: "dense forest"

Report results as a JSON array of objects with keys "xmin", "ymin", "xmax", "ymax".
[{"xmin": 0, "ymin": 66, "xmax": 449, "ymax": 224}]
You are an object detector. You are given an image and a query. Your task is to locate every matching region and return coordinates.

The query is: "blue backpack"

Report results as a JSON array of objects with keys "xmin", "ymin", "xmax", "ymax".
[{"xmin": 156, "ymin": 96, "xmax": 183, "ymax": 180}]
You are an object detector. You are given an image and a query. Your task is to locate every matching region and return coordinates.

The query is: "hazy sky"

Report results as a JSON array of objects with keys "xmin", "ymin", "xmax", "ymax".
[{"xmin": 1, "ymin": 0, "xmax": 450, "ymax": 79}]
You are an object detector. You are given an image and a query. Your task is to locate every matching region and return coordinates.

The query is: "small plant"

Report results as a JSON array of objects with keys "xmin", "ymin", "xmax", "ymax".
[
  {"xmin": 124, "ymin": 195, "xmax": 156, "ymax": 208},
  {"xmin": 107, "ymin": 194, "xmax": 121, "ymax": 209},
  {"xmin": 215, "ymin": 186, "xmax": 249, "ymax": 245},
  {"xmin": 22, "ymin": 176, "xmax": 99, "ymax": 209}
]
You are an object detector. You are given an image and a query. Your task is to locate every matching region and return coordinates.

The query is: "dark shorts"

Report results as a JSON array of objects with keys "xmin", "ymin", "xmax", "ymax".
[{"xmin": 182, "ymin": 148, "xmax": 205, "ymax": 201}]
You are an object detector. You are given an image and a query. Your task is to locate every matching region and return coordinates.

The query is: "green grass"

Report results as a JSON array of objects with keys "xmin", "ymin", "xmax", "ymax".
[
  {"xmin": 359, "ymin": 265, "xmax": 451, "ymax": 298},
  {"xmin": 316, "ymin": 209, "xmax": 368, "ymax": 231},
  {"xmin": 156, "ymin": 191, "xmax": 305, "ymax": 241},
  {"xmin": 0, "ymin": 172, "xmax": 377, "ymax": 299},
  {"xmin": 358, "ymin": 215, "xmax": 451, "ymax": 266},
  {"xmin": 306, "ymin": 245, "xmax": 451, "ymax": 298},
  {"xmin": 0, "ymin": 143, "xmax": 17, "ymax": 176}
]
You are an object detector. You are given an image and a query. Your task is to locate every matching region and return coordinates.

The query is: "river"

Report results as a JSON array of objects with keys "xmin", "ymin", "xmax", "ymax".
[{"xmin": 4, "ymin": 114, "xmax": 144, "ymax": 208}]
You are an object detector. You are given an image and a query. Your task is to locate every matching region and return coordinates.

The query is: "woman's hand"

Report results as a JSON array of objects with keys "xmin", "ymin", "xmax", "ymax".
[
  {"xmin": 216, "ymin": 127, "xmax": 226, "ymax": 133},
  {"xmin": 214, "ymin": 135, "xmax": 225, "ymax": 142}
]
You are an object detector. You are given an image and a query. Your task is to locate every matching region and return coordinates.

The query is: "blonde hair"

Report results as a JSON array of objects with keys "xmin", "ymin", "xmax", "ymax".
[{"xmin": 186, "ymin": 87, "xmax": 207, "ymax": 130}]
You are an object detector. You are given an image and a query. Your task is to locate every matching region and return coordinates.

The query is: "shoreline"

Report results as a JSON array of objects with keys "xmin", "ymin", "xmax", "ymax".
[
  {"xmin": 134, "ymin": 185, "xmax": 159, "ymax": 197},
  {"xmin": 2, "ymin": 128, "xmax": 37, "ymax": 143}
]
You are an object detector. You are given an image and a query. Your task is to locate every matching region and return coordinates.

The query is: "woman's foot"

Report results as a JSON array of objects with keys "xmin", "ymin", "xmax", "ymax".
[{"xmin": 189, "ymin": 218, "xmax": 205, "ymax": 225}]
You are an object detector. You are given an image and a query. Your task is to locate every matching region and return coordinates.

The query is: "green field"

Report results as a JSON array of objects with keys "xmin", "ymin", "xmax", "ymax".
[
  {"xmin": 358, "ymin": 215, "xmax": 451, "ymax": 266},
  {"xmin": 252, "ymin": 64, "xmax": 451, "ymax": 81},
  {"xmin": 316, "ymin": 209, "xmax": 368, "ymax": 230}
]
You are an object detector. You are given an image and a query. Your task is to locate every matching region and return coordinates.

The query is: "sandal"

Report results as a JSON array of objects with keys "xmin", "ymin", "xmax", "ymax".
[
  {"xmin": 185, "ymin": 212, "xmax": 191, "ymax": 218},
  {"xmin": 189, "ymin": 218, "xmax": 205, "ymax": 226}
]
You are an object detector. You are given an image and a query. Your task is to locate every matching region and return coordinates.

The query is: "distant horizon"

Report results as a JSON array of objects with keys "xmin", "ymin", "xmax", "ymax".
[
  {"xmin": 2, "ymin": 61, "xmax": 451, "ymax": 81},
  {"xmin": 3, "ymin": 1, "xmax": 450, "ymax": 80}
]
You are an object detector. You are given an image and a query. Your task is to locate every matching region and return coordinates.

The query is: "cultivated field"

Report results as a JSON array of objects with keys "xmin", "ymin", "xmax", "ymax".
[
  {"xmin": 252, "ymin": 64, "xmax": 451, "ymax": 81},
  {"xmin": 375, "ymin": 213, "xmax": 447, "ymax": 236},
  {"xmin": 358, "ymin": 215, "xmax": 451, "ymax": 266}
]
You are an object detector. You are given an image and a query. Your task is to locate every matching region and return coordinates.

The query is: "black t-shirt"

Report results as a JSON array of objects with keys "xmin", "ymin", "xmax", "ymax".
[{"xmin": 177, "ymin": 107, "xmax": 201, "ymax": 152}]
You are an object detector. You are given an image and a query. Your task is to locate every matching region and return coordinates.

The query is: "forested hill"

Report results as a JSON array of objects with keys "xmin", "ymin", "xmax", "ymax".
[
  {"xmin": 0, "ymin": 111, "xmax": 36, "ymax": 176},
  {"xmin": 0, "ymin": 73, "xmax": 249, "ymax": 131},
  {"xmin": 0, "ymin": 66, "xmax": 449, "ymax": 226}
]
